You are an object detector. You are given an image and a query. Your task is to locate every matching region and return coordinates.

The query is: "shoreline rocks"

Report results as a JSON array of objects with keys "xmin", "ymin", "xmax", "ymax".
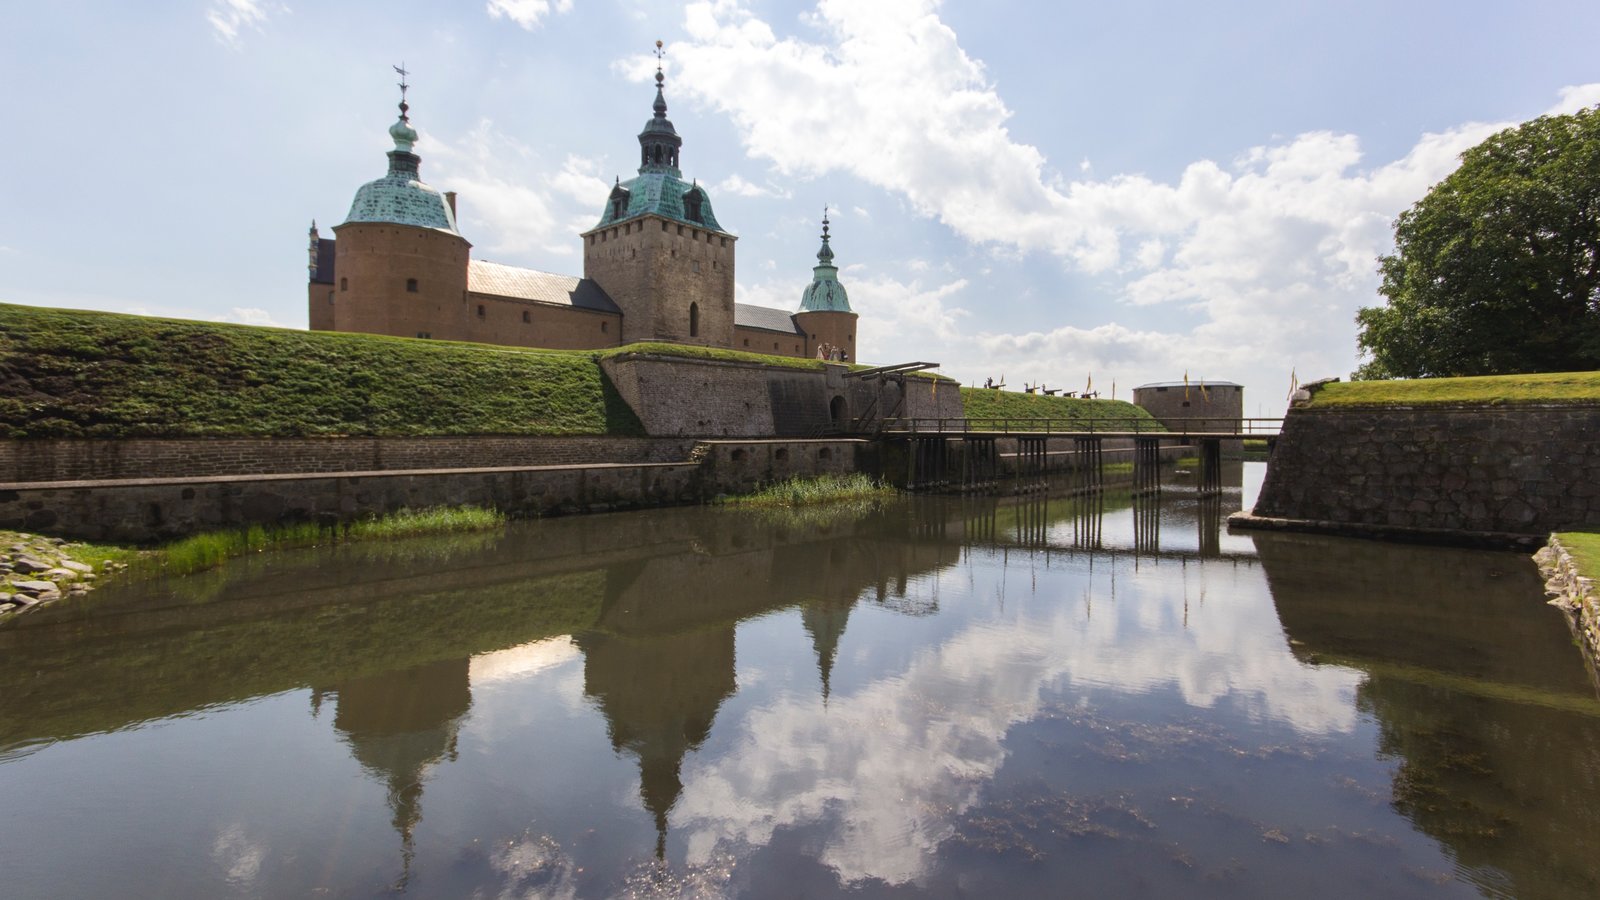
[
  {"xmin": 0, "ymin": 532, "xmax": 113, "ymax": 620},
  {"xmin": 1534, "ymin": 534, "xmax": 1600, "ymax": 670}
]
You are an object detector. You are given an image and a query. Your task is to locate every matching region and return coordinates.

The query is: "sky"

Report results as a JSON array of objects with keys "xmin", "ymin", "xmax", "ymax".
[{"xmin": 3, "ymin": 0, "xmax": 1598, "ymax": 414}]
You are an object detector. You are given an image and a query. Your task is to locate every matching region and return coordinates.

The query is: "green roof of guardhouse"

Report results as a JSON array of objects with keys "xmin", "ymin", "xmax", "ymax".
[
  {"xmin": 799, "ymin": 214, "xmax": 852, "ymax": 313},
  {"xmin": 343, "ymin": 100, "xmax": 460, "ymax": 234},
  {"xmin": 592, "ymin": 66, "xmax": 725, "ymax": 233}
]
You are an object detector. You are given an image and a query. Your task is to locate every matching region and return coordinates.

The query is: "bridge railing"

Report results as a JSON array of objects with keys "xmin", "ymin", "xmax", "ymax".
[{"xmin": 866, "ymin": 416, "xmax": 1283, "ymax": 436}]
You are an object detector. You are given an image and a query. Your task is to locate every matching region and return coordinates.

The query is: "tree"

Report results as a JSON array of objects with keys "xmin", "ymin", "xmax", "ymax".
[{"xmin": 1355, "ymin": 105, "xmax": 1600, "ymax": 379}]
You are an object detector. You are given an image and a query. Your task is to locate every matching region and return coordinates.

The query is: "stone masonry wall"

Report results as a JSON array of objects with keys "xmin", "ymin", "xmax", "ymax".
[
  {"xmin": 1248, "ymin": 405, "xmax": 1600, "ymax": 541},
  {"xmin": 0, "ymin": 436, "xmax": 695, "ymax": 483},
  {"xmin": 0, "ymin": 438, "xmax": 866, "ymax": 542}
]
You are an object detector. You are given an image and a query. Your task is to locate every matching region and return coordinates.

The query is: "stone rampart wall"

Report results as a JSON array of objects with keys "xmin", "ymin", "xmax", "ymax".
[
  {"xmin": 1243, "ymin": 405, "xmax": 1600, "ymax": 545},
  {"xmin": 0, "ymin": 436, "xmax": 694, "ymax": 483},
  {"xmin": 0, "ymin": 438, "xmax": 866, "ymax": 542},
  {"xmin": 1535, "ymin": 536, "xmax": 1600, "ymax": 672}
]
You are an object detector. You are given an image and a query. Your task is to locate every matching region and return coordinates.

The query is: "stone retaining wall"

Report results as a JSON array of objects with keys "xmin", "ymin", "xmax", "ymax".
[
  {"xmin": 1236, "ymin": 404, "xmax": 1600, "ymax": 547},
  {"xmin": 0, "ymin": 439, "xmax": 868, "ymax": 542},
  {"xmin": 1535, "ymin": 535, "xmax": 1600, "ymax": 672},
  {"xmin": 0, "ymin": 436, "xmax": 694, "ymax": 483}
]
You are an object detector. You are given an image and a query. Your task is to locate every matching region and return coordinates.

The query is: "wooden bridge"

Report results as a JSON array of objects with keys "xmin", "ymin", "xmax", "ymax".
[{"xmin": 860, "ymin": 416, "xmax": 1283, "ymax": 497}]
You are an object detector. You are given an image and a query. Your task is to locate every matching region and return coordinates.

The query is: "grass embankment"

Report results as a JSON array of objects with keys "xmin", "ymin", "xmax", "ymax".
[
  {"xmin": 725, "ymin": 473, "xmax": 894, "ymax": 508},
  {"xmin": 1556, "ymin": 532, "xmax": 1600, "ymax": 581},
  {"xmin": 1307, "ymin": 371, "xmax": 1600, "ymax": 409},
  {"xmin": 0, "ymin": 303, "xmax": 646, "ymax": 437},
  {"xmin": 959, "ymin": 387, "xmax": 1163, "ymax": 429}
]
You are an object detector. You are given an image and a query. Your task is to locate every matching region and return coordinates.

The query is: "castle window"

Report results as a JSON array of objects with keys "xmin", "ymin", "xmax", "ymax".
[
  {"xmin": 693, "ymin": 229, "xmax": 700, "ymax": 241},
  {"xmin": 819, "ymin": 447, "xmax": 833, "ymax": 460},
  {"xmin": 847, "ymin": 333, "xmax": 852, "ymax": 341},
  {"xmin": 406, "ymin": 278, "xmax": 418, "ymax": 293},
  {"xmin": 522, "ymin": 310, "xmax": 531, "ymax": 323},
  {"xmin": 590, "ymin": 235, "xmax": 596, "ymax": 246},
  {"xmin": 775, "ymin": 448, "xmax": 789, "ymax": 462},
  {"xmin": 601, "ymin": 232, "xmax": 606, "ymax": 243},
  {"xmin": 692, "ymin": 260, "xmax": 701, "ymax": 274},
  {"xmin": 773, "ymin": 342, "xmax": 779, "ymax": 350},
  {"xmin": 677, "ymin": 225, "xmax": 684, "ymax": 235},
  {"xmin": 327, "ymin": 292, "xmax": 334, "ymax": 304},
  {"xmin": 689, "ymin": 302, "xmax": 700, "ymax": 338},
  {"xmin": 477, "ymin": 304, "xmax": 486, "ymax": 318},
  {"xmin": 340, "ymin": 277, "xmax": 347, "ymax": 291},
  {"xmin": 720, "ymin": 237, "xmax": 727, "ymax": 247},
  {"xmin": 611, "ymin": 228, "xmax": 617, "ymax": 239},
  {"xmin": 743, "ymin": 339, "xmax": 749, "ymax": 347},
  {"xmin": 601, "ymin": 321, "xmax": 608, "ymax": 333},
  {"xmin": 662, "ymin": 221, "xmax": 668, "ymax": 232},
  {"xmin": 416, "ymin": 331, "xmax": 431, "ymax": 339}
]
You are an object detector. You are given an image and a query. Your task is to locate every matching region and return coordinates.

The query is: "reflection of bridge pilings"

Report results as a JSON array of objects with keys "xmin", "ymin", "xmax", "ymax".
[
  {"xmin": 1196, "ymin": 495, "xmax": 1223, "ymax": 557},
  {"xmin": 1073, "ymin": 437, "xmax": 1104, "ymax": 494},
  {"xmin": 1133, "ymin": 495, "xmax": 1161, "ymax": 553},
  {"xmin": 1069, "ymin": 491, "xmax": 1104, "ymax": 550},
  {"xmin": 1010, "ymin": 492, "xmax": 1051, "ymax": 548},
  {"xmin": 1133, "ymin": 437, "xmax": 1162, "ymax": 496}
]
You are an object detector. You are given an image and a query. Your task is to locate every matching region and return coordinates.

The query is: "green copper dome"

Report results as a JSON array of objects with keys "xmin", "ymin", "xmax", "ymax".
[
  {"xmin": 345, "ymin": 107, "xmax": 459, "ymax": 234},
  {"xmin": 799, "ymin": 214, "xmax": 852, "ymax": 312}
]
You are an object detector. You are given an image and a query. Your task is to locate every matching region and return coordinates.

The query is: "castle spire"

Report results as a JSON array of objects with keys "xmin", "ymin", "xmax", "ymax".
[
  {"xmin": 799, "ymin": 210, "xmax": 852, "ymax": 313},
  {"xmin": 637, "ymin": 40, "xmax": 683, "ymax": 177},
  {"xmin": 388, "ymin": 63, "xmax": 419, "ymax": 155}
]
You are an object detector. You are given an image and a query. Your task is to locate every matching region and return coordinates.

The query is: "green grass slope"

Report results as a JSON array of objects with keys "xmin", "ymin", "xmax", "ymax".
[
  {"xmin": 959, "ymin": 387, "xmax": 1162, "ymax": 429},
  {"xmin": 0, "ymin": 303, "xmax": 644, "ymax": 437},
  {"xmin": 1308, "ymin": 371, "xmax": 1600, "ymax": 409}
]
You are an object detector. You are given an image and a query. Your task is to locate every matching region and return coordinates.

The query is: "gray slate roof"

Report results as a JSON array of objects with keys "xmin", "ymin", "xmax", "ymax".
[
  {"xmin": 467, "ymin": 261, "xmax": 620, "ymax": 313},
  {"xmin": 735, "ymin": 303, "xmax": 802, "ymax": 334}
]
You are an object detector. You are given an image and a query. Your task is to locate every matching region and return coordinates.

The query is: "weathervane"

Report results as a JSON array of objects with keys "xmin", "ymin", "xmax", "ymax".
[{"xmin": 394, "ymin": 62, "xmax": 410, "ymax": 122}]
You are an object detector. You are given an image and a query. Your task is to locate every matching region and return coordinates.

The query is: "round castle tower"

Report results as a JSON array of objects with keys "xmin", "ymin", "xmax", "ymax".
[
  {"xmin": 793, "ymin": 212, "xmax": 858, "ymax": 362},
  {"xmin": 324, "ymin": 80, "xmax": 471, "ymax": 339}
]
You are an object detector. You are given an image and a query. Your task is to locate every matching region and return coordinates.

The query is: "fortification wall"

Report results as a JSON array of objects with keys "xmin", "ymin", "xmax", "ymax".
[
  {"xmin": 0, "ymin": 436, "xmax": 695, "ymax": 482},
  {"xmin": 0, "ymin": 439, "xmax": 866, "ymax": 542},
  {"xmin": 1237, "ymin": 405, "xmax": 1600, "ymax": 547}
]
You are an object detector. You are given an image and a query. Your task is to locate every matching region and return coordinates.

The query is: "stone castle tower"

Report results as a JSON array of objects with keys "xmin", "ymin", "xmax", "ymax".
[{"xmin": 581, "ymin": 61, "xmax": 736, "ymax": 347}]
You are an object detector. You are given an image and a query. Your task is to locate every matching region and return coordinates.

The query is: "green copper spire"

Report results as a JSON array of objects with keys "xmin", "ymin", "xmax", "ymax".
[
  {"xmin": 800, "ymin": 210, "xmax": 852, "ymax": 312},
  {"xmin": 592, "ymin": 42, "xmax": 726, "ymax": 233},
  {"xmin": 638, "ymin": 40, "xmax": 683, "ymax": 177},
  {"xmin": 343, "ymin": 66, "xmax": 460, "ymax": 234}
]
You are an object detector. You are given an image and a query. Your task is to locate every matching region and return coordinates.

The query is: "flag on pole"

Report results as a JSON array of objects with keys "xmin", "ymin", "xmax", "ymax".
[
  {"xmin": 1112, "ymin": 379, "xmax": 1116, "ymax": 401},
  {"xmin": 1200, "ymin": 376, "xmax": 1208, "ymax": 402},
  {"xmin": 1184, "ymin": 370, "xmax": 1190, "ymax": 400},
  {"xmin": 1286, "ymin": 367, "xmax": 1299, "ymax": 402},
  {"xmin": 1085, "ymin": 372, "xmax": 1092, "ymax": 395}
]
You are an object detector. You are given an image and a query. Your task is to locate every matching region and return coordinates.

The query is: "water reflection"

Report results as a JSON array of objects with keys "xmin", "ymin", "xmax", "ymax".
[{"xmin": 3, "ymin": 463, "xmax": 1599, "ymax": 898}]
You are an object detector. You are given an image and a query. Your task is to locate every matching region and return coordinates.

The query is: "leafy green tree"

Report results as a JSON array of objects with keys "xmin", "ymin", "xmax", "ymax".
[{"xmin": 1355, "ymin": 106, "xmax": 1600, "ymax": 378}]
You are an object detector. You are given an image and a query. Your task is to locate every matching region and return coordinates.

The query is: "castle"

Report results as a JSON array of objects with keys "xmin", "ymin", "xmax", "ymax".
[{"xmin": 307, "ymin": 62, "xmax": 858, "ymax": 362}]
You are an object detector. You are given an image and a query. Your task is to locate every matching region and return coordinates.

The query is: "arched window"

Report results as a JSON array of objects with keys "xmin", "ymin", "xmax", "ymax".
[{"xmin": 689, "ymin": 302, "xmax": 700, "ymax": 338}]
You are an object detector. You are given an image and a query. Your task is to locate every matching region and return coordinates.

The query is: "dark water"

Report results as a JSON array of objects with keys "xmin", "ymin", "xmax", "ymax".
[{"xmin": 2, "ymin": 463, "xmax": 1598, "ymax": 899}]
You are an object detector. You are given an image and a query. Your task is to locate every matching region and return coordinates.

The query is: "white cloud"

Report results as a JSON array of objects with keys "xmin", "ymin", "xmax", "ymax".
[
  {"xmin": 675, "ymin": 557, "xmax": 1360, "ymax": 886},
  {"xmin": 714, "ymin": 173, "xmax": 792, "ymax": 199},
  {"xmin": 425, "ymin": 122, "xmax": 608, "ymax": 260},
  {"xmin": 668, "ymin": 1, "xmax": 1600, "ymax": 406},
  {"xmin": 222, "ymin": 307, "xmax": 280, "ymax": 327},
  {"xmin": 206, "ymin": 0, "xmax": 278, "ymax": 46},
  {"xmin": 485, "ymin": 0, "xmax": 574, "ymax": 31}
]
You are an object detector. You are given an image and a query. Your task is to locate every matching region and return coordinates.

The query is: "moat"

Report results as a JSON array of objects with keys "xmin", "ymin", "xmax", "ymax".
[{"xmin": 2, "ymin": 463, "xmax": 1597, "ymax": 898}]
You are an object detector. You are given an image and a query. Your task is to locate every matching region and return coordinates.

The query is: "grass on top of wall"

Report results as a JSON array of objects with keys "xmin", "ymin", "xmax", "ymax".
[
  {"xmin": 0, "ymin": 303, "xmax": 644, "ymax": 438},
  {"xmin": 1557, "ymin": 531, "xmax": 1600, "ymax": 582},
  {"xmin": 959, "ymin": 387, "xmax": 1164, "ymax": 430},
  {"xmin": 600, "ymin": 342, "xmax": 958, "ymax": 381},
  {"xmin": 1307, "ymin": 371, "xmax": 1600, "ymax": 409}
]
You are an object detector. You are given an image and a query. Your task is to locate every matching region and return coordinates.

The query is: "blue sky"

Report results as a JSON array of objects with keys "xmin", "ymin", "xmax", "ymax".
[{"xmin": 4, "ymin": 1, "xmax": 1597, "ymax": 412}]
